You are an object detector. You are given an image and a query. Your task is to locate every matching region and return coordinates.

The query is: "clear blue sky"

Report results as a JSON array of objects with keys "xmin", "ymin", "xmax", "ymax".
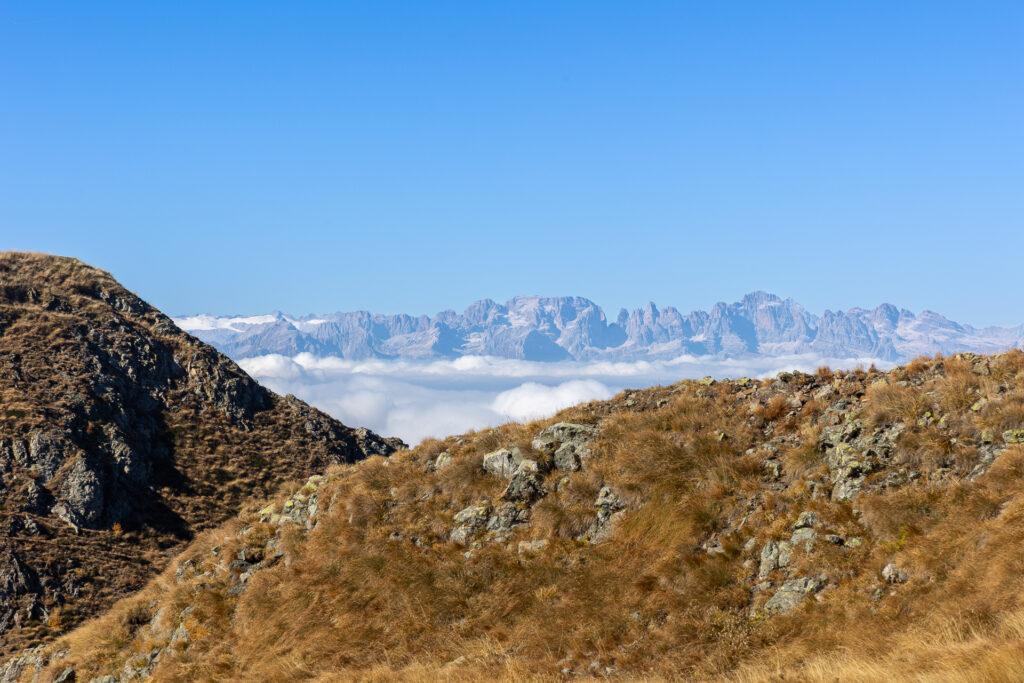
[{"xmin": 2, "ymin": 2, "xmax": 1022, "ymax": 324}]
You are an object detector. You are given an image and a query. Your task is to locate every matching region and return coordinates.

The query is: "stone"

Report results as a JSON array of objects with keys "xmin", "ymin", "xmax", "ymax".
[
  {"xmin": 482, "ymin": 449, "xmax": 521, "ymax": 479},
  {"xmin": 502, "ymin": 472, "xmax": 546, "ymax": 504},
  {"xmin": 553, "ymin": 442, "xmax": 583, "ymax": 471},
  {"xmin": 109, "ymin": 436, "xmax": 151, "ymax": 485},
  {"xmin": 1003, "ymin": 430, "xmax": 1024, "ymax": 444},
  {"xmin": 169, "ymin": 623, "xmax": 190, "ymax": 647},
  {"xmin": 793, "ymin": 511, "xmax": 819, "ymax": 529},
  {"xmin": 486, "ymin": 502, "xmax": 529, "ymax": 533},
  {"xmin": 758, "ymin": 541, "xmax": 779, "ymax": 580},
  {"xmin": 516, "ymin": 458, "xmax": 541, "ymax": 474},
  {"xmin": 882, "ymin": 563, "xmax": 909, "ymax": 584},
  {"xmin": 450, "ymin": 505, "xmax": 491, "ymax": 544},
  {"xmin": 453, "ymin": 505, "xmax": 491, "ymax": 526},
  {"xmin": 54, "ymin": 668, "xmax": 76, "ymax": 683},
  {"xmin": 533, "ymin": 423, "xmax": 597, "ymax": 471},
  {"xmin": 763, "ymin": 575, "xmax": 828, "ymax": 615},
  {"xmin": 21, "ymin": 479, "xmax": 53, "ymax": 517},
  {"xmin": 777, "ymin": 541, "xmax": 793, "ymax": 568},
  {"xmin": 0, "ymin": 549, "xmax": 39, "ymax": 601},
  {"xmin": 791, "ymin": 527, "xmax": 816, "ymax": 552},
  {"xmin": 595, "ymin": 486, "xmax": 625, "ymax": 513},
  {"xmin": 57, "ymin": 456, "xmax": 105, "ymax": 528},
  {"xmin": 27, "ymin": 431, "xmax": 66, "ymax": 482},
  {"xmin": 433, "ymin": 451, "xmax": 453, "ymax": 470}
]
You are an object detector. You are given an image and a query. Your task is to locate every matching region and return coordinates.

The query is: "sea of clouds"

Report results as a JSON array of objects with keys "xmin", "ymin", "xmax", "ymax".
[{"xmin": 239, "ymin": 352, "xmax": 890, "ymax": 445}]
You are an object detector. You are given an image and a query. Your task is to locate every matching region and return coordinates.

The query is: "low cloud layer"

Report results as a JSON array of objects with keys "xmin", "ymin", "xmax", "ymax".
[{"xmin": 239, "ymin": 352, "xmax": 889, "ymax": 445}]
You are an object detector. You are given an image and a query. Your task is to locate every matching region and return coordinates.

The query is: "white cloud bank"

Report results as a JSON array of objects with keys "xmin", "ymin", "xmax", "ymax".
[{"xmin": 238, "ymin": 352, "xmax": 890, "ymax": 445}]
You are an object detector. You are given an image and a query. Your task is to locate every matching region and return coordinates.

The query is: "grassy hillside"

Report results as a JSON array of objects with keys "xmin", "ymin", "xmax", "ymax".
[
  {"xmin": 0, "ymin": 252, "xmax": 402, "ymax": 656},
  {"xmin": 14, "ymin": 351, "xmax": 1024, "ymax": 680}
]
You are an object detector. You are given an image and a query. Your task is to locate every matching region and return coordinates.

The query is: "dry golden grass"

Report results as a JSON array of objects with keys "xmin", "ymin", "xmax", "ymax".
[{"xmin": 30, "ymin": 352, "xmax": 1024, "ymax": 681}]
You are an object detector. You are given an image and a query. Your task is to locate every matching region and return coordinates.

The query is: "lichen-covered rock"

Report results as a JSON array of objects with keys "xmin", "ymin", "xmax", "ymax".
[
  {"xmin": 0, "ymin": 650, "xmax": 45, "ymax": 683},
  {"xmin": 777, "ymin": 540, "xmax": 793, "ymax": 568},
  {"xmin": 758, "ymin": 541, "xmax": 779, "ymax": 580},
  {"xmin": 791, "ymin": 527, "xmax": 817, "ymax": 552},
  {"xmin": 482, "ymin": 448, "xmax": 522, "ymax": 479},
  {"xmin": 532, "ymin": 422, "xmax": 598, "ymax": 471},
  {"xmin": 486, "ymin": 503, "xmax": 530, "ymax": 539},
  {"xmin": 820, "ymin": 419, "xmax": 905, "ymax": 502},
  {"xmin": 1003, "ymin": 429, "xmax": 1024, "ymax": 444},
  {"xmin": 882, "ymin": 563, "xmax": 909, "ymax": 584},
  {"xmin": 502, "ymin": 472, "xmax": 546, "ymax": 504},
  {"xmin": 450, "ymin": 505, "xmax": 492, "ymax": 544},
  {"xmin": 793, "ymin": 511, "xmax": 819, "ymax": 529},
  {"xmin": 763, "ymin": 575, "xmax": 828, "ymax": 615},
  {"xmin": 583, "ymin": 486, "xmax": 626, "ymax": 544}
]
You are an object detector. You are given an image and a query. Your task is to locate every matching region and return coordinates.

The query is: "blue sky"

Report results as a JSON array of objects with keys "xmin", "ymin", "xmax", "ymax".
[{"xmin": 2, "ymin": 2, "xmax": 1022, "ymax": 324}]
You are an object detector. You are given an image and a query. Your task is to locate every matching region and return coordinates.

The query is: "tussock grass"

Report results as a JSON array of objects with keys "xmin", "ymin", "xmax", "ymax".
[{"xmin": 38, "ymin": 352, "xmax": 1024, "ymax": 681}]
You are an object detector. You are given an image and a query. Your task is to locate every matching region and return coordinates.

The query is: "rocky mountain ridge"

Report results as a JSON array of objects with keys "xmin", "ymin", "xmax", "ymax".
[
  {"xmin": 15, "ymin": 349, "xmax": 1024, "ymax": 680},
  {"xmin": 0, "ymin": 252, "xmax": 403, "ymax": 656},
  {"xmin": 175, "ymin": 292, "xmax": 1024, "ymax": 363}
]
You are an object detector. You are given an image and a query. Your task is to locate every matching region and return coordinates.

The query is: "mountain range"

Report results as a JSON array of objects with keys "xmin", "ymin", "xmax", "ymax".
[{"xmin": 175, "ymin": 292, "xmax": 1024, "ymax": 363}]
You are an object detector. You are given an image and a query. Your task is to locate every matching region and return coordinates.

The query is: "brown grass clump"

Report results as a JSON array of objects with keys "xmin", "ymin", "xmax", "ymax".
[{"xmin": 863, "ymin": 381, "xmax": 934, "ymax": 426}]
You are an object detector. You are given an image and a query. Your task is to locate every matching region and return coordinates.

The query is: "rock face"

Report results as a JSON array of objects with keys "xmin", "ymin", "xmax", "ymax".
[
  {"xmin": 176, "ymin": 292, "xmax": 1024, "ymax": 363},
  {"xmin": 0, "ymin": 252, "xmax": 404, "ymax": 654}
]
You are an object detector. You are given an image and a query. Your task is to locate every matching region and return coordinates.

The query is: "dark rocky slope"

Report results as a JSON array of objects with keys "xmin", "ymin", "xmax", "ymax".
[{"xmin": 0, "ymin": 252, "xmax": 403, "ymax": 655}]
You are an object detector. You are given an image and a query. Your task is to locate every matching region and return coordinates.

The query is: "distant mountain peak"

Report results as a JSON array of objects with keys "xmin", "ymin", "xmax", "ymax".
[{"xmin": 174, "ymin": 292, "xmax": 1024, "ymax": 364}]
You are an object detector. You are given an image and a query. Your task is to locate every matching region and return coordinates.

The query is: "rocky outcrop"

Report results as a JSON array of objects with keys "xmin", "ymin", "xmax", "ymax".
[
  {"xmin": 0, "ymin": 252, "xmax": 405, "ymax": 654},
  {"xmin": 532, "ymin": 422, "xmax": 597, "ymax": 472}
]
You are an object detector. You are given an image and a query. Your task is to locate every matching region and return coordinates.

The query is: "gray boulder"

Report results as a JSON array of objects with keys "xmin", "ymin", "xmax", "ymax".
[
  {"xmin": 793, "ymin": 511, "xmax": 819, "ymax": 529},
  {"xmin": 777, "ymin": 540, "xmax": 793, "ymax": 568},
  {"xmin": 791, "ymin": 527, "xmax": 817, "ymax": 552},
  {"xmin": 758, "ymin": 541, "xmax": 779, "ymax": 580},
  {"xmin": 553, "ymin": 442, "xmax": 584, "ymax": 472},
  {"xmin": 482, "ymin": 448, "xmax": 523, "ymax": 479},
  {"xmin": 882, "ymin": 563, "xmax": 909, "ymax": 584},
  {"xmin": 502, "ymin": 472, "xmax": 546, "ymax": 504},
  {"xmin": 763, "ymin": 575, "xmax": 828, "ymax": 615},
  {"xmin": 486, "ymin": 503, "xmax": 530, "ymax": 536},
  {"xmin": 585, "ymin": 486, "xmax": 626, "ymax": 543},
  {"xmin": 450, "ymin": 505, "xmax": 491, "ymax": 545},
  {"xmin": 532, "ymin": 423, "xmax": 598, "ymax": 471},
  {"xmin": 433, "ymin": 451, "xmax": 452, "ymax": 470}
]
